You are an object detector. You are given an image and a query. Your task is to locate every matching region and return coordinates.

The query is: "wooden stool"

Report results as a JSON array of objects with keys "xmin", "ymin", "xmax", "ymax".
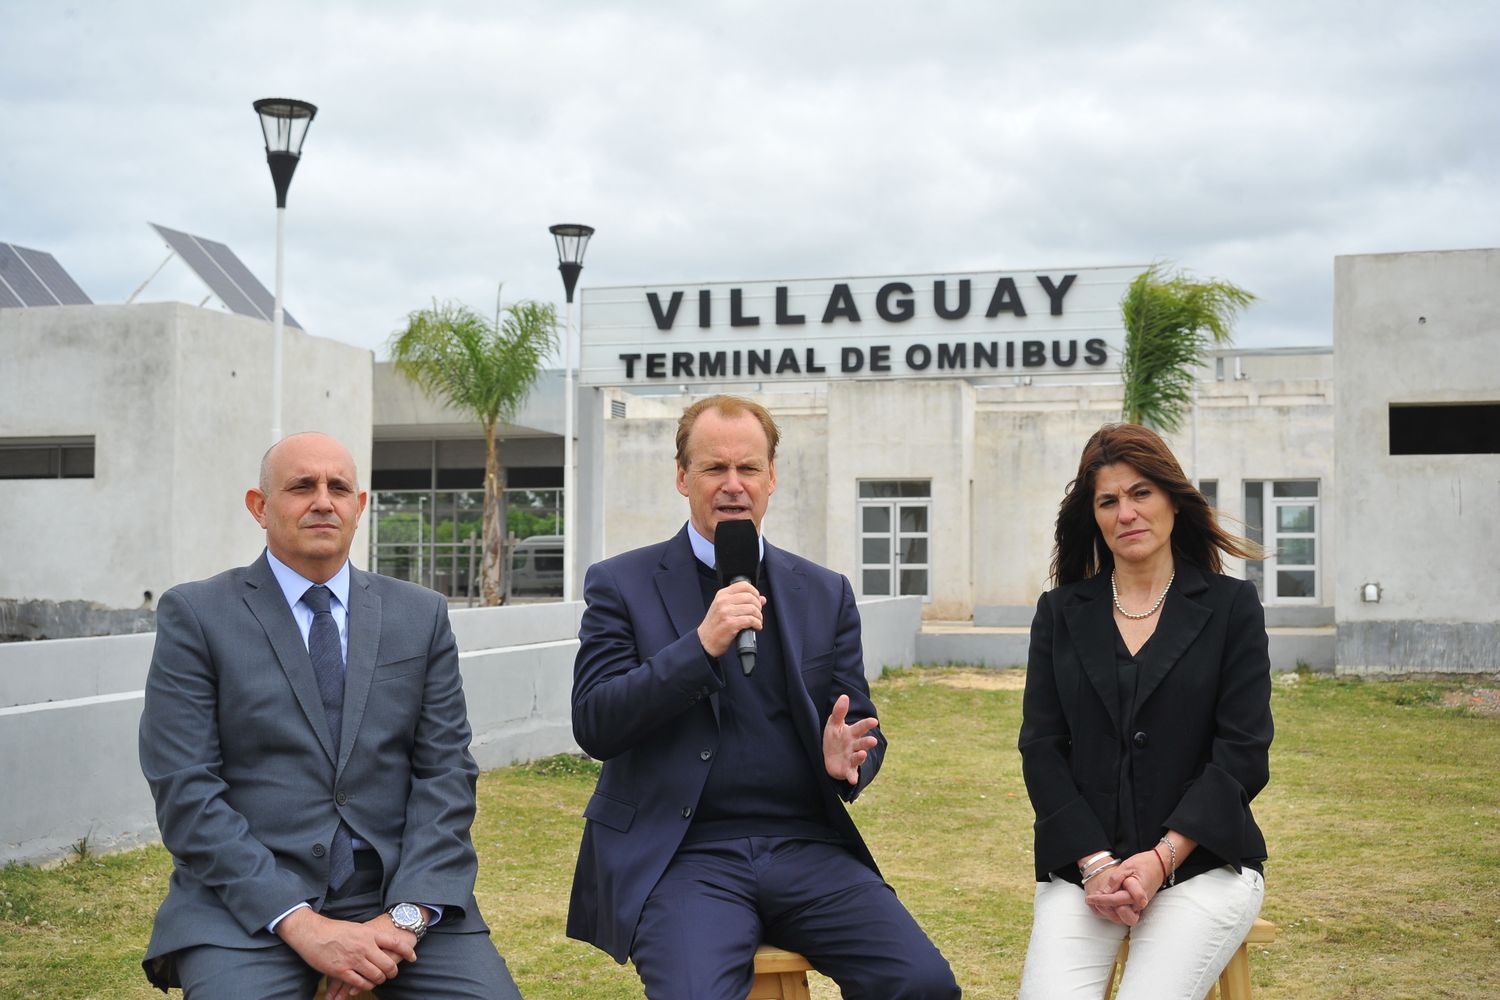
[
  {"xmin": 748, "ymin": 943, "xmax": 815, "ymax": 1000},
  {"xmin": 1104, "ymin": 917, "xmax": 1276, "ymax": 1000}
]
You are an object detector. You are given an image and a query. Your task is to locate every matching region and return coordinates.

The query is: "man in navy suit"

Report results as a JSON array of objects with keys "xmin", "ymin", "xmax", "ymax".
[
  {"xmin": 567, "ymin": 396, "xmax": 959, "ymax": 999},
  {"xmin": 139, "ymin": 432, "xmax": 519, "ymax": 999}
]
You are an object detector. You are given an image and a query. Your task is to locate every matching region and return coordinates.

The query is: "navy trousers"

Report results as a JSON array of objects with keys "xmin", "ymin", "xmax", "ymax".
[{"xmin": 630, "ymin": 837, "xmax": 960, "ymax": 1000}]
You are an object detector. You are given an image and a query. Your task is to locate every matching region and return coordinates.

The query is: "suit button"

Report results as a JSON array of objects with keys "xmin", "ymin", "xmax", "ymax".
[
  {"xmin": 681, "ymin": 806, "xmax": 693, "ymax": 819},
  {"xmin": 312, "ymin": 843, "xmax": 326, "ymax": 858},
  {"xmin": 699, "ymin": 749, "xmax": 712, "ymax": 761},
  {"xmin": 336, "ymin": 790, "xmax": 348, "ymax": 805},
  {"xmin": 1133, "ymin": 731, "xmax": 1148, "ymax": 749}
]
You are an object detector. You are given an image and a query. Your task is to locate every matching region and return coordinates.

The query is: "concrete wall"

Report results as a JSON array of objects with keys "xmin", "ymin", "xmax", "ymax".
[
  {"xmin": 1334, "ymin": 249, "xmax": 1500, "ymax": 674},
  {"xmin": 0, "ymin": 303, "xmax": 372, "ymax": 613},
  {"xmin": 0, "ymin": 595, "xmax": 921, "ymax": 864}
]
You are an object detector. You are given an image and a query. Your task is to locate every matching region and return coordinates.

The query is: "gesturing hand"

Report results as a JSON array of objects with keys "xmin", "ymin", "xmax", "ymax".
[
  {"xmin": 697, "ymin": 581, "xmax": 765, "ymax": 657},
  {"xmin": 823, "ymin": 693, "xmax": 879, "ymax": 784}
]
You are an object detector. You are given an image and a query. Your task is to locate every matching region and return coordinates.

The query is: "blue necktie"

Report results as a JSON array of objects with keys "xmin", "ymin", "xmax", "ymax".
[{"xmin": 302, "ymin": 585, "xmax": 355, "ymax": 891}]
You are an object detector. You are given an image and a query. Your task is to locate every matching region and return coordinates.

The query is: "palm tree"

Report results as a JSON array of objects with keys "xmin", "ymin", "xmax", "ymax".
[
  {"xmin": 1120, "ymin": 264, "xmax": 1255, "ymax": 432},
  {"xmin": 388, "ymin": 298, "xmax": 558, "ymax": 605}
]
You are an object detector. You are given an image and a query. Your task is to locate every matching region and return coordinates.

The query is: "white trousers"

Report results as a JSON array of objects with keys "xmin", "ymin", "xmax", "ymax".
[{"xmin": 1017, "ymin": 866, "xmax": 1264, "ymax": 1000}]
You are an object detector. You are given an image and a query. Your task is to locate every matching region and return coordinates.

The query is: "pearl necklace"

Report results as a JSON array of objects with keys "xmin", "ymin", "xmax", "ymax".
[{"xmin": 1111, "ymin": 569, "xmax": 1175, "ymax": 620}]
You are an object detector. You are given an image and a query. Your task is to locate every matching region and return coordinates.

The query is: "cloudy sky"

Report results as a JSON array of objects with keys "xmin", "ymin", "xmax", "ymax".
[{"xmin": 3, "ymin": 1, "xmax": 1496, "ymax": 359}]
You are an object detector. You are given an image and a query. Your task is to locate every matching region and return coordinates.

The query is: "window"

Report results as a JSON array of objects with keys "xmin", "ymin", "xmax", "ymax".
[
  {"xmin": 1243, "ymin": 480, "xmax": 1319, "ymax": 602},
  {"xmin": 857, "ymin": 480, "xmax": 930, "ymax": 599},
  {"xmin": 1198, "ymin": 479, "xmax": 1218, "ymax": 509},
  {"xmin": 0, "ymin": 437, "xmax": 95, "ymax": 479},
  {"xmin": 1390, "ymin": 403, "xmax": 1500, "ymax": 455}
]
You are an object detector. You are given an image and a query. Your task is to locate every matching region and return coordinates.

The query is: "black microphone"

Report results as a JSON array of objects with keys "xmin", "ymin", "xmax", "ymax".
[{"xmin": 714, "ymin": 519, "xmax": 761, "ymax": 675}]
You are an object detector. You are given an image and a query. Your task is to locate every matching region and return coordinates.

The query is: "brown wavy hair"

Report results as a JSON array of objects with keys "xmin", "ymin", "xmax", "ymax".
[
  {"xmin": 675, "ymin": 395, "xmax": 781, "ymax": 468},
  {"xmin": 1051, "ymin": 423, "xmax": 1259, "ymax": 586}
]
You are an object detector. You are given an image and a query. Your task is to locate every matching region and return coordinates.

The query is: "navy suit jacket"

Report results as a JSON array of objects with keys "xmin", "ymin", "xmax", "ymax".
[
  {"xmin": 1018, "ymin": 562, "xmax": 1273, "ymax": 884},
  {"xmin": 139, "ymin": 554, "xmax": 487, "ymax": 988},
  {"xmin": 566, "ymin": 527, "xmax": 885, "ymax": 962}
]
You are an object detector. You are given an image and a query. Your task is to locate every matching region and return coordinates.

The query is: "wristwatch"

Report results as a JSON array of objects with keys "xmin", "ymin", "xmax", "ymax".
[{"xmin": 387, "ymin": 902, "xmax": 428, "ymax": 941}]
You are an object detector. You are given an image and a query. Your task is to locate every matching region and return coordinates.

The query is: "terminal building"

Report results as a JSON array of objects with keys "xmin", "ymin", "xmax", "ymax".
[{"xmin": 2, "ymin": 244, "xmax": 1496, "ymax": 674}]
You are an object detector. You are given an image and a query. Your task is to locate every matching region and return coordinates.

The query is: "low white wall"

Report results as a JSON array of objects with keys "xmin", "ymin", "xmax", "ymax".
[{"xmin": 0, "ymin": 595, "xmax": 920, "ymax": 864}]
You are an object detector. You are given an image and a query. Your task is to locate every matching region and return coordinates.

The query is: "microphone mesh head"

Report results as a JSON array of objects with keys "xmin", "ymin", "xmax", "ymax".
[{"xmin": 714, "ymin": 520, "xmax": 760, "ymax": 586}]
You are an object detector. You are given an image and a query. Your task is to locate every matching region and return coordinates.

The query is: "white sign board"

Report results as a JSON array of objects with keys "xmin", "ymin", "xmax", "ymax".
[{"xmin": 579, "ymin": 265, "xmax": 1143, "ymax": 387}]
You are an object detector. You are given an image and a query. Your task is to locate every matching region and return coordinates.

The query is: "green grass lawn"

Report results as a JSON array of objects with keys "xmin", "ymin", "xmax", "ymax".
[{"xmin": 2, "ymin": 668, "xmax": 1497, "ymax": 999}]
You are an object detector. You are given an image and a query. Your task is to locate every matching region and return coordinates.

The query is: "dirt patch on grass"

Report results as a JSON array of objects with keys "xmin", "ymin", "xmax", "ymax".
[
  {"xmin": 939, "ymin": 670, "xmax": 1026, "ymax": 691},
  {"xmin": 1441, "ymin": 687, "xmax": 1500, "ymax": 717}
]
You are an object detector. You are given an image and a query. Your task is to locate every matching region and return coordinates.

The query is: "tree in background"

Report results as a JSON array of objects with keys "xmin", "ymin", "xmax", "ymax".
[
  {"xmin": 388, "ymin": 299, "xmax": 558, "ymax": 605},
  {"xmin": 1120, "ymin": 264, "xmax": 1255, "ymax": 432}
]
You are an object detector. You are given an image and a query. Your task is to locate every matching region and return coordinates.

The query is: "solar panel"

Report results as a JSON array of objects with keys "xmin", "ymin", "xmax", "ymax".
[
  {"xmin": 0, "ymin": 242, "xmax": 94, "ymax": 308},
  {"xmin": 15, "ymin": 246, "xmax": 92, "ymax": 305},
  {"xmin": 148, "ymin": 223, "xmax": 302, "ymax": 330}
]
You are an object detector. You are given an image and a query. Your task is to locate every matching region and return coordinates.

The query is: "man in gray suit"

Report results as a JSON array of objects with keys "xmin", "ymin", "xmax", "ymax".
[{"xmin": 139, "ymin": 432, "xmax": 520, "ymax": 999}]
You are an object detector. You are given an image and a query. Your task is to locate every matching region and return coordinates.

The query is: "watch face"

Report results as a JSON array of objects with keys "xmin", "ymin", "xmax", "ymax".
[{"xmin": 392, "ymin": 903, "xmax": 420, "ymax": 926}]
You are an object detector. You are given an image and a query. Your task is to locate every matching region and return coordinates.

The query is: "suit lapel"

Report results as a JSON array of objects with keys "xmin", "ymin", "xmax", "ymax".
[
  {"xmin": 655, "ymin": 527, "xmax": 717, "ymax": 722},
  {"xmin": 1062, "ymin": 573, "xmax": 1122, "ymax": 734},
  {"xmin": 764, "ymin": 542, "xmax": 807, "ymax": 672},
  {"xmin": 338, "ymin": 568, "xmax": 382, "ymax": 776},
  {"xmin": 1133, "ymin": 563, "xmax": 1212, "ymax": 711},
  {"xmin": 763, "ymin": 543, "xmax": 827, "ymax": 771},
  {"xmin": 243, "ymin": 554, "xmax": 338, "ymax": 765}
]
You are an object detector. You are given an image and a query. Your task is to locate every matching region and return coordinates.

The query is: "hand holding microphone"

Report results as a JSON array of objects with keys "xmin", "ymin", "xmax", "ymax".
[{"xmin": 706, "ymin": 519, "xmax": 762, "ymax": 675}]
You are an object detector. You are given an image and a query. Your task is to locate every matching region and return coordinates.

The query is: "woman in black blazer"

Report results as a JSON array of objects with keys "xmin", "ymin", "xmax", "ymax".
[{"xmin": 1017, "ymin": 424, "xmax": 1272, "ymax": 1000}]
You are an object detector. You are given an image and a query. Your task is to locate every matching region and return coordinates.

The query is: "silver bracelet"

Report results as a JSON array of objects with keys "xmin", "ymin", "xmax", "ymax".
[
  {"xmin": 1157, "ymin": 837, "xmax": 1177, "ymax": 887},
  {"xmin": 1081, "ymin": 857, "xmax": 1121, "ymax": 883},
  {"xmin": 1077, "ymin": 851, "xmax": 1112, "ymax": 874}
]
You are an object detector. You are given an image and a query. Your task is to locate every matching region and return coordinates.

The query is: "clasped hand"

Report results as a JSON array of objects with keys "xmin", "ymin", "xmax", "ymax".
[
  {"xmin": 1083, "ymin": 850, "xmax": 1166, "ymax": 926},
  {"xmin": 277, "ymin": 908, "xmax": 419, "ymax": 999}
]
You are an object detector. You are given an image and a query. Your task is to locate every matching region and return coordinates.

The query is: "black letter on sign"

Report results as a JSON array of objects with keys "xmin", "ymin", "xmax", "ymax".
[
  {"xmin": 672, "ymin": 352, "xmax": 694, "ymax": 377},
  {"xmin": 876, "ymin": 282, "xmax": 915, "ymax": 322},
  {"xmin": 821, "ymin": 283, "xmax": 861, "ymax": 323},
  {"xmin": 1021, "ymin": 341, "xmax": 1046, "ymax": 367},
  {"xmin": 647, "ymin": 291, "xmax": 683, "ymax": 331},
  {"xmin": 1038, "ymin": 274, "xmax": 1076, "ymax": 316},
  {"xmin": 730, "ymin": 289, "xmax": 760, "ymax": 327},
  {"xmin": 1052, "ymin": 340, "xmax": 1077, "ymax": 367},
  {"xmin": 620, "ymin": 353, "xmax": 641, "ymax": 378},
  {"xmin": 938, "ymin": 342, "xmax": 967, "ymax": 369},
  {"xmin": 906, "ymin": 344, "xmax": 932, "ymax": 370},
  {"xmin": 775, "ymin": 286, "xmax": 806, "ymax": 325},
  {"xmin": 646, "ymin": 354, "xmax": 667, "ymax": 378},
  {"xmin": 870, "ymin": 345, "xmax": 892, "ymax": 372},
  {"xmin": 699, "ymin": 352, "xmax": 727, "ymax": 378},
  {"xmin": 934, "ymin": 279, "xmax": 971, "ymax": 320},
  {"xmin": 699, "ymin": 289, "xmax": 712, "ymax": 328},
  {"xmin": 841, "ymin": 347, "xmax": 865, "ymax": 372},
  {"xmin": 776, "ymin": 348, "xmax": 802, "ymax": 375},
  {"xmin": 748, "ymin": 350, "xmax": 772, "ymax": 376},
  {"xmin": 986, "ymin": 277, "xmax": 1027, "ymax": 318},
  {"xmin": 1084, "ymin": 338, "xmax": 1108, "ymax": 366},
  {"xmin": 805, "ymin": 348, "xmax": 826, "ymax": 374},
  {"xmin": 974, "ymin": 341, "xmax": 999, "ymax": 369}
]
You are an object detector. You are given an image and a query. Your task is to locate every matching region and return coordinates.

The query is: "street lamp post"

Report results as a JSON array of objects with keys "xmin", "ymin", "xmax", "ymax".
[
  {"xmin": 549, "ymin": 223, "xmax": 594, "ymax": 603},
  {"xmin": 253, "ymin": 97, "xmax": 318, "ymax": 445}
]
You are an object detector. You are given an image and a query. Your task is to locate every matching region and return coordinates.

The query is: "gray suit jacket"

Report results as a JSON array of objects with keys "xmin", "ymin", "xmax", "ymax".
[{"xmin": 139, "ymin": 553, "xmax": 486, "ymax": 988}]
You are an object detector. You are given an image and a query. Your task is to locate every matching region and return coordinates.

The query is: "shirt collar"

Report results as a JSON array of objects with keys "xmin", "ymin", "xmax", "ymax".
[
  {"xmin": 685, "ymin": 521, "xmax": 765, "ymax": 570},
  {"xmin": 265, "ymin": 549, "xmax": 353, "ymax": 610}
]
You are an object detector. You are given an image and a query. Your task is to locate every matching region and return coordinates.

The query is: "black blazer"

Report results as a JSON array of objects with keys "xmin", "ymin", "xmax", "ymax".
[
  {"xmin": 566, "ymin": 527, "xmax": 885, "ymax": 963},
  {"xmin": 1018, "ymin": 562, "xmax": 1272, "ymax": 884}
]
